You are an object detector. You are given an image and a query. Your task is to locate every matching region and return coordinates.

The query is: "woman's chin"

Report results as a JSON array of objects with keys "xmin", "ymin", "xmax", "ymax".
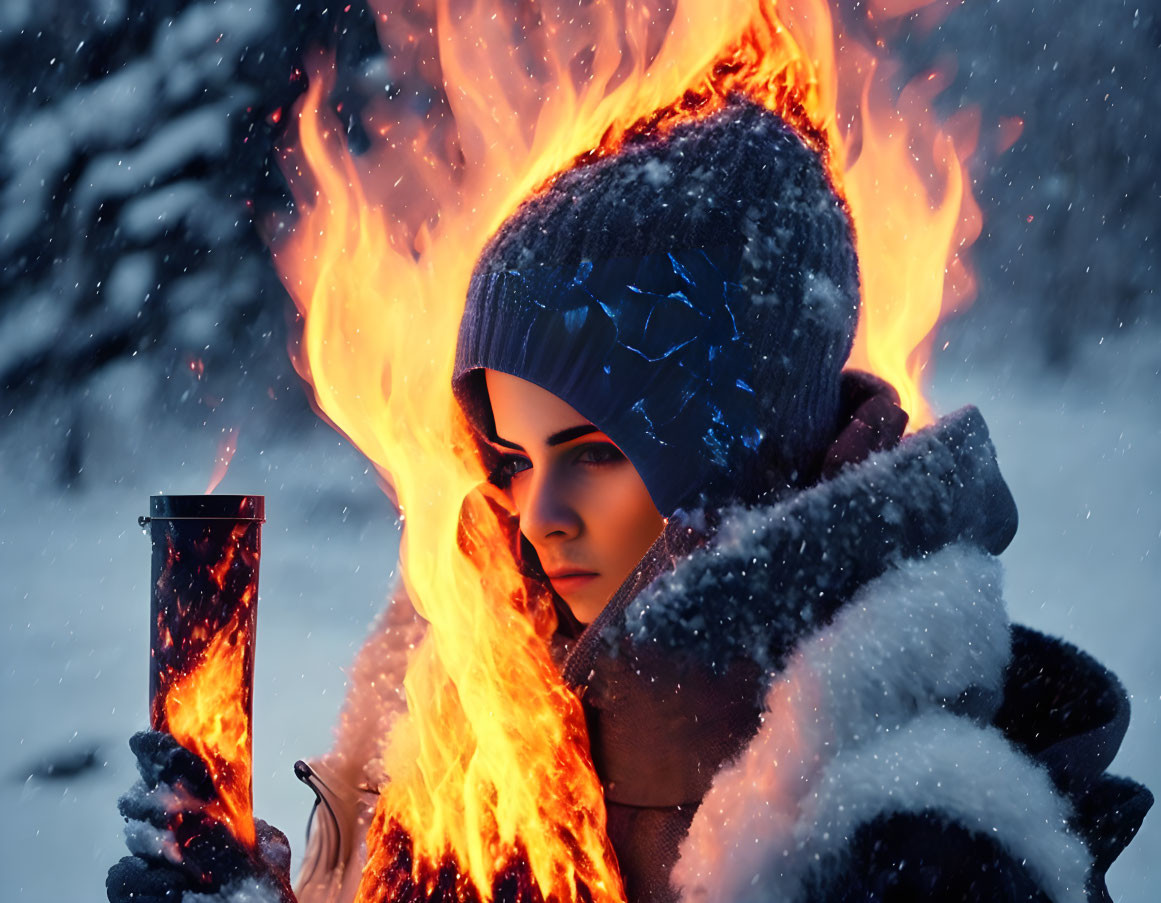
[{"xmin": 554, "ymin": 578, "xmax": 610, "ymax": 625}]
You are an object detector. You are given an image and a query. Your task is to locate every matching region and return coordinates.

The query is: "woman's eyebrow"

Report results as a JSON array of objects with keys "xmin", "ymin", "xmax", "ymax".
[
  {"xmin": 547, "ymin": 424, "xmax": 599, "ymax": 446},
  {"xmin": 491, "ymin": 424, "xmax": 598, "ymax": 451},
  {"xmin": 491, "ymin": 435, "xmax": 524, "ymax": 451}
]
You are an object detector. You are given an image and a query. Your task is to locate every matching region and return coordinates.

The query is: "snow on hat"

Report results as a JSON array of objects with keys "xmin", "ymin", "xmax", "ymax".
[{"xmin": 453, "ymin": 97, "xmax": 860, "ymax": 516}]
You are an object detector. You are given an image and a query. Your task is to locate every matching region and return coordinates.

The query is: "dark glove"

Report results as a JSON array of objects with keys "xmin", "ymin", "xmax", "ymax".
[{"xmin": 106, "ymin": 730, "xmax": 296, "ymax": 903}]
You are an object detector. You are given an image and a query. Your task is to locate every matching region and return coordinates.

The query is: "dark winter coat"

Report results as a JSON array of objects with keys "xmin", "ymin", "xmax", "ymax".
[
  {"xmin": 552, "ymin": 387, "xmax": 1151, "ymax": 903},
  {"xmin": 294, "ymin": 384, "xmax": 1150, "ymax": 903}
]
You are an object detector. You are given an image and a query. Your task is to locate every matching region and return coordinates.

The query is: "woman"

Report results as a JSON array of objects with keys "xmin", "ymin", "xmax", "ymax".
[
  {"xmin": 443, "ymin": 97, "xmax": 1152, "ymax": 902},
  {"xmin": 109, "ymin": 100, "xmax": 1150, "ymax": 903}
]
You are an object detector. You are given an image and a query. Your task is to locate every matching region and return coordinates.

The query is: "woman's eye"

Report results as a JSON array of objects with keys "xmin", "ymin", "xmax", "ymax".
[
  {"xmin": 575, "ymin": 443, "xmax": 625, "ymax": 466},
  {"xmin": 490, "ymin": 454, "xmax": 531, "ymax": 488}
]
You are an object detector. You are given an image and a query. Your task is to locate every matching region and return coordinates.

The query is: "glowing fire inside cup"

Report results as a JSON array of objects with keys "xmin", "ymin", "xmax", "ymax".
[{"xmin": 142, "ymin": 494, "xmax": 264, "ymax": 848}]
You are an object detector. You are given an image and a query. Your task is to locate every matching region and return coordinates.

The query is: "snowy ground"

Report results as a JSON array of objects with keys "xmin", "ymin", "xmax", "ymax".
[{"xmin": 1, "ymin": 330, "xmax": 1157, "ymax": 901}]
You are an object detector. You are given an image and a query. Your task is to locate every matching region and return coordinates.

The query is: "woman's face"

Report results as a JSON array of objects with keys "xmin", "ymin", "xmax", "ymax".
[{"xmin": 484, "ymin": 369, "xmax": 666, "ymax": 624}]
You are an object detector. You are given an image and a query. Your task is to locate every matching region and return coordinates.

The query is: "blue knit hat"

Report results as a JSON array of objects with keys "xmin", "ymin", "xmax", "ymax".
[{"xmin": 453, "ymin": 99, "xmax": 859, "ymax": 517}]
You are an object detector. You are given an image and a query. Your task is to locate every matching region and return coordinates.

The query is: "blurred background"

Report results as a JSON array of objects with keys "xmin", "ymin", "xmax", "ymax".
[{"xmin": 0, "ymin": 0, "xmax": 1157, "ymax": 900}]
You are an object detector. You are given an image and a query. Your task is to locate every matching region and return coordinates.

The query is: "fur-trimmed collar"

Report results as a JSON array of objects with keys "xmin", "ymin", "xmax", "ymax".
[{"xmin": 673, "ymin": 543, "xmax": 1090, "ymax": 903}]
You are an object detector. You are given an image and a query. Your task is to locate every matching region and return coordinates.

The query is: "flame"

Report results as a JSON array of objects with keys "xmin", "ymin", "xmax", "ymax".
[
  {"xmin": 842, "ymin": 57, "xmax": 982, "ymax": 423},
  {"xmin": 154, "ymin": 519, "xmax": 259, "ymax": 850},
  {"xmin": 270, "ymin": 0, "xmax": 984, "ymax": 900},
  {"xmin": 205, "ymin": 427, "xmax": 240, "ymax": 495},
  {"xmin": 165, "ymin": 605, "xmax": 256, "ymax": 848}
]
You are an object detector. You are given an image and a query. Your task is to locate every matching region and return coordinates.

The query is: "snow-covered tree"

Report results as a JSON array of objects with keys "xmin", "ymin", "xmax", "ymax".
[{"xmin": 0, "ymin": 0, "xmax": 383, "ymax": 484}]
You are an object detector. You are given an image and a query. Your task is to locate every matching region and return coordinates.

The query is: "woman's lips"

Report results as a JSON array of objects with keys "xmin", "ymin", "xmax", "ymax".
[{"xmin": 547, "ymin": 571, "xmax": 599, "ymax": 591}]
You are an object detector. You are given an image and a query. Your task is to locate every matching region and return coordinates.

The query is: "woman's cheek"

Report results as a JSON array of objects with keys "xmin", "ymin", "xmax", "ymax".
[{"xmin": 603, "ymin": 471, "xmax": 664, "ymax": 569}]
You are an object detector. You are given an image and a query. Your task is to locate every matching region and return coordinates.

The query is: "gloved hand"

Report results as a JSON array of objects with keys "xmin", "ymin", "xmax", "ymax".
[{"xmin": 106, "ymin": 730, "xmax": 296, "ymax": 903}]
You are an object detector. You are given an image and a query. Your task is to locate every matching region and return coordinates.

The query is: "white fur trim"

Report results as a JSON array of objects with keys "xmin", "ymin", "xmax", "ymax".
[
  {"xmin": 327, "ymin": 581, "xmax": 425, "ymax": 789},
  {"xmin": 295, "ymin": 583, "xmax": 423, "ymax": 902},
  {"xmin": 675, "ymin": 545, "xmax": 1088, "ymax": 903}
]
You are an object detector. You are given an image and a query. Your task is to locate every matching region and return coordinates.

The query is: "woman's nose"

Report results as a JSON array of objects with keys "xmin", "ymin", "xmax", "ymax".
[{"xmin": 519, "ymin": 469, "xmax": 582, "ymax": 542}]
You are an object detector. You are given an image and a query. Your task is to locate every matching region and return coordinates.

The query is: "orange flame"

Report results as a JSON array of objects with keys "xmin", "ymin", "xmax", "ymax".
[
  {"xmin": 270, "ymin": 0, "xmax": 984, "ymax": 899},
  {"xmin": 165, "ymin": 605, "xmax": 256, "ymax": 848},
  {"xmin": 842, "ymin": 56, "xmax": 982, "ymax": 423},
  {"xmin": 205, "ymin": 427, "xmax": 240, "ymax": 495}
]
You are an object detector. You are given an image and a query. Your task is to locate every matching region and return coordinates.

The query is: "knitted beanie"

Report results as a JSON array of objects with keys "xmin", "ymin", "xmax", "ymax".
[{"xmin": 453, "ymin": 98, "xmax": 860, "ymax": 517}]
